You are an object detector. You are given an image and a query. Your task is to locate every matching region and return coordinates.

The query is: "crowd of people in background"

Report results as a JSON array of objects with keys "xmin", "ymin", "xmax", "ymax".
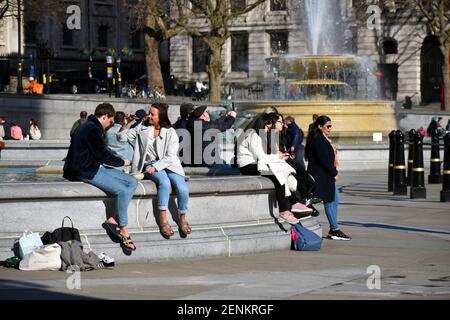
[{"xmin": 0, "ymin": 116, "xmax": 41, "ymax": 141}]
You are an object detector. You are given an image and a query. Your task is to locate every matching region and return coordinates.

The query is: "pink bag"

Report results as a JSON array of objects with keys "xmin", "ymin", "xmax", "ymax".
[{"xmin": 11, "ymin": 125, "xmax": 23, "ymax": 140}]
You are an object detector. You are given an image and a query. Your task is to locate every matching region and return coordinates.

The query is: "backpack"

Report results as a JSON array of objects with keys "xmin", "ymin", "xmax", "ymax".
[
  {"xmin": 291, "ymin": 223, "xmax": 322, "ymax": 251},
  {"xmin": 10, "ymin": 125, "xmax": 23, "ymax": 140}
]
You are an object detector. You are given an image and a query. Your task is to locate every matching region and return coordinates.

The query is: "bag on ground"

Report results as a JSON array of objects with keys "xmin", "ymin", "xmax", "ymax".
[
  {"xmin": 18, "ymin": 230, "xmax": 44, "ymax": 258},
  {"xmin": 49, "ymin": 216, "xmax": 81, "ymax": 243},
  {"xmin": 291, "ymin": 223, "xmax": 322, "ymax": 251},
  {"xmin": 19, "ymin": 243, "xmax": 62, "ymax": 271}
]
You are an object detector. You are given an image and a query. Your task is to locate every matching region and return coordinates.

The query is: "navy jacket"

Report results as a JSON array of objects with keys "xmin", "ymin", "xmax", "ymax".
[
  {"xmin": 306, "ymin": 134, "xmax": 338, "ymax": 203},
  {"xmin": 186, "ymin": 115, "xmax": 235, "ymax": 165},
  {"xmin": 63, "ymin": 115, "xmax": 124, "ymax": 181},
  {"xmin": 286, "ymin": 122, "xmax": 304, "ymax": 151}
]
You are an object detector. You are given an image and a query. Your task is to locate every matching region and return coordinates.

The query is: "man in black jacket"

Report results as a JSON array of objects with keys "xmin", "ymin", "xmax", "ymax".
[
  {"xmin": 63, "ymin": 103, "xmax": 138, "ymax": 251},
  {"xmin": 186, "ymin": 105, "xmax": 236, "ymax": 166}
]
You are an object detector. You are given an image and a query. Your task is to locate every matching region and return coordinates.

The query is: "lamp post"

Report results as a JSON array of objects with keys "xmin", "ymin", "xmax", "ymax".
[{"xmin": 16, "ymin": 0, "xmax": 23, "ymax": 94}]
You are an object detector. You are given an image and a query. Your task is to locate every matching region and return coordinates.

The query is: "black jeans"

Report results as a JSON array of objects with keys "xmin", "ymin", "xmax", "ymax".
[
  {"xmin": 240, "ymin": 164, "xmax": 301, "ymax": 212},
  {"xmin": 286, "ymin": 158, "xmax": 315, "ymax": 200}
]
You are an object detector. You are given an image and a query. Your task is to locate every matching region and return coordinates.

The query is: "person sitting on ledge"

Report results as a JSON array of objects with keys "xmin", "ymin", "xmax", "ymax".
[
  {"xmin": 237, "ymin": 112, "xmax": 313, "ymax": 225},
  {"xmin": 63, "ymin": 103, "xmax": 138, "ymax": 252},
  {"xmin": 186, "ymin": 105, "xmax": 236, "ymax": 166},
  {"xmin": 117, "ymin": 103, "xmax": 191, "ymax": 239}
]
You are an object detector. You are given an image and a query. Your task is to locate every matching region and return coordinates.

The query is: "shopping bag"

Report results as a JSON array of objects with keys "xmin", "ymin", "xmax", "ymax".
[
  {"xmin": 18, "ymin": 230, "xmax": 43, "ymax": 258},
  {"xmin": 19, "ymin": 243, "xmax": 62, "ymax": 271}
]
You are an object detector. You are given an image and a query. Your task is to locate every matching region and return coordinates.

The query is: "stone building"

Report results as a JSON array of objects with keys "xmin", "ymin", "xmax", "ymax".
[
  {"xmin": 170, "ymin": 0, "xmax": 444, "ymax": 104},
  {"xmin": 0, "ymin": 0, "xmax": 146, "ymax": 88}
]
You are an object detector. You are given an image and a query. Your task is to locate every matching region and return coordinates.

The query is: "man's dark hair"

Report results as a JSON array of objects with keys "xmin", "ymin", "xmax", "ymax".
[
  {"xmin": 285, "ymin": 116, "xmax": 295, "ymax": 123},
  {"xmin": 114, "ymin": 111, "xmax": 126, "ymax": 124},
  {"xmin": 150, "ymin": 103, "xmax": 172, "ymax": 129},
  {"xmin": 0, "ymin": 116, "xmax": 6, "ymax": 122},
  {"xmin": 94, "ymin": 103, "xmax": 115, "ymax": 118},
  {"xmin": 80, "ymin": 111, "xmax": 87, "ymax": 119}
]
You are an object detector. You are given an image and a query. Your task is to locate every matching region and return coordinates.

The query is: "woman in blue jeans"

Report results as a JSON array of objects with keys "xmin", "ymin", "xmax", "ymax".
[
  {"xmin": 118, "ymin": 103, "xmax": 190, "ymax": 238},
  {"xmin": 305, "ymin": 115, "xmax": 351, "ymax": 241}
]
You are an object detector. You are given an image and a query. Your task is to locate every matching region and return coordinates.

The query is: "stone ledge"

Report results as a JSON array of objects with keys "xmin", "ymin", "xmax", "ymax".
[{"xmin": 0, "ymin": 176, "xmax": 322, "ymax": 262}]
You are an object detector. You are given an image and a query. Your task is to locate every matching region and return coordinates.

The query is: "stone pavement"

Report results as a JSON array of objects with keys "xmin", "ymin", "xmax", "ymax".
[{"xmin": 0, "ymin": 170, "xmax": 449, "ymax": 300}]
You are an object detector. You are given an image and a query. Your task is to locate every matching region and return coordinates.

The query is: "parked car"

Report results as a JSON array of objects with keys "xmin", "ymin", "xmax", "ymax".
[{"xmin": 49, "ymin": 70, "xmax": 106, "ymax": 94}]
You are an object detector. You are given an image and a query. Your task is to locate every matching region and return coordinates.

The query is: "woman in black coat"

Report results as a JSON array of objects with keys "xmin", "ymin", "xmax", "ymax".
[{"xmin": 305, "ymin": 115, "xmax": 351, "ymax": 241}]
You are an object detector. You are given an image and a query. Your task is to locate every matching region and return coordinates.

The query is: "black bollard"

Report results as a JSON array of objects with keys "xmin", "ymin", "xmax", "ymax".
[
  {"xmin": 393, "ymin": 130, "xmax": 407, "ymax": 195},
  {"xmin": 428, "ymin": 129, "xmax": 442, "ymax": 184},
  {"xmin": 388, "ymin": 130, "xmax": 396, "ymax": 192},
  {"xmin": 407, "ymin": 129, "xmax": 415, "ymax": 186},
  {"xmin": 410, "ymin": 131, "xmax": 427, "ymax": 199},
  {"xmin": 441, "ymin": 133, "xmax": 450, "ymax": 202}
]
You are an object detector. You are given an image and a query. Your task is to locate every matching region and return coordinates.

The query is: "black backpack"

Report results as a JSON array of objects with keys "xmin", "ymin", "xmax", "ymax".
[{"xmin": 41, "ymin": 216, "xmax": 81, "ymax": 245}]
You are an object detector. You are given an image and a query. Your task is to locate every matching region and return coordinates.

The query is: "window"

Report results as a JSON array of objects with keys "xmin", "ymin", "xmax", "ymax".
[
  {"xmin": 270, "ymin": 0, "xmax": 286, "ymax": 11},
  {"xmin": 231, "ymin": 0, "xmax": 246, "ymax": 13},
  {"xmin": 192, "ymin": 35, "xmax": 209, "ymax": 73},
  {"xmin": 269, "ymin": 31, "xmax": 288, "ymax": 55},
  {"xmin": 62, "ymin": 24, "xmax": 73, "ymax": 46},
  {"xmin": 231, "ymin": 32, "xmax": 249, "ymax": 72},
  {"xmin": 25, "ymin": 21, "xmax": 37, "ymax": 44},
  {"xmin": 382, "ymin": 38, "xmax": 398, "ymax": 54},
  {"xmin": 98, "ymin": 25, "xmax": 108, "ymax": 47},
  {"xmin": 130, "ymin": 30, "xmax": 142, "ymax": 49}
]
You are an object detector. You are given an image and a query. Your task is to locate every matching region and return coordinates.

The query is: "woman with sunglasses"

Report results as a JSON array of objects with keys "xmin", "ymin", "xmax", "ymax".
[{"xmin": 305, "ymin": 115, "xmax": 351, "ymax": 240}]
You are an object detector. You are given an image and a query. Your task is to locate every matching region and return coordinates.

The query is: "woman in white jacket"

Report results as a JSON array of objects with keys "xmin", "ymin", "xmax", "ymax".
[
  {"xmin": 118, "ymin": 103, "xmax": 191, "ymax": 238},
  {"xmin": 237, "ymin": 112, "xmax": 312, "ymax": 224}
]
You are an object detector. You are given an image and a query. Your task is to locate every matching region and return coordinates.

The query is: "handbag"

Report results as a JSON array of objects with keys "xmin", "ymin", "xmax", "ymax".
[
  {"xmin": 19, "ymin": 243, "xmax": 62, "ymax": 271},
  {"xmin": 18, "ymin": 230, "xmax": 44, "ymax": 258},
  {"xmin": 51, "ymin": 216, "xmax": 81, "ymax": 243},
  {"xmin": 0, "ymin": 140, "xmax": 5, "ymax": 150}
]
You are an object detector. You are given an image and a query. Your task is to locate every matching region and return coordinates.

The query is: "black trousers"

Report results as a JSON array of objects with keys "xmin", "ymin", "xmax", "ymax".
[
  {"xmin": 240, "ymin": 164, "xmax": 301, "ymax": 212},
  {"xmin": 286, "ymin": 158, "xmax": 315, "ymax": 200}
]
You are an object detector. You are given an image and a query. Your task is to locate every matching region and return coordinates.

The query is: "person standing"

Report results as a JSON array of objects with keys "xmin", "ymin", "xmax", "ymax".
[
  {"xmin": 63, "ymin": 103, "xmax": 138, "ymax": 251},
  {"xmin": 308, "ymin": 114, "xmax": 319, "ymax": 133},
  {"xmin": 70, "ymin": 111, "xmax": 87, "ymax": 138},
  {"xmin": 305, "ymin": 115, "xmax": 351, "ymax": 240},
  {"xmin": 284, "ymin": 116, "xmax": 305, "ymax": 169}
]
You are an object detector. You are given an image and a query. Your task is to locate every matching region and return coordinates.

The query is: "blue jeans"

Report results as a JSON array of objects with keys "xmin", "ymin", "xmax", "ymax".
[
  {"xmin": 323, "ymin": 184, "xmax": 340, "ymax": 231},
  {"xmin": 80, "ymin": 166, "xmax": 138, "ymax": 227},
  {"xmin": 145, "ymin": 166, "xmax": 189, "ymax": 214}
]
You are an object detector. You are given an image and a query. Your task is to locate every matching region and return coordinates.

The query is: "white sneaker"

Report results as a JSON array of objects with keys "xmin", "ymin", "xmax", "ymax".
[
  {"xmin": 98, "ymin": 253, "xmax": 114, "ymax": 264},
  {"xmin": 279, "ymin": 211, "xmax": 300, "ymax": 225}
]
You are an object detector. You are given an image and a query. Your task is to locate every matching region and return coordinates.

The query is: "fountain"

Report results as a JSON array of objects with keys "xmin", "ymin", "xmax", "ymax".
[{"xmin": 236, "ymin": 0, "xmax": 397, "ymax": 144}]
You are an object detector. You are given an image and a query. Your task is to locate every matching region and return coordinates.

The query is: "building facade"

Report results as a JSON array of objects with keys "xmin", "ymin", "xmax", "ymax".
[
  {"xmin": 0, "ymin": 0, "xmax": 146, "ymax": 88},
  {"xmin": 170, "ymin": 0, "xmax": 444, "ymax": 104}
]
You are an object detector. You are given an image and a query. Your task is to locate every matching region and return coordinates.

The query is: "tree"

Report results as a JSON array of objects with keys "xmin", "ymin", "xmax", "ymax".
[
  {"xmin": 0, "ymin": 0, "xmax": 65, "ymax": 21},
  {"xmin": 126, "ymin": 0, "xmax": 191, "ymax": 94},
  {"xmin": 179, "ymin": 0, "xmax": 267, "ymax": 102}
]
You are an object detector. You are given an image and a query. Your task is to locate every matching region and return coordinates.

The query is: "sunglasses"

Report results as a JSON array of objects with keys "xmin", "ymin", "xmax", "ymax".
[{"xmin": 326, "ymin": 125, "xmax": 332, "ymax": 129}]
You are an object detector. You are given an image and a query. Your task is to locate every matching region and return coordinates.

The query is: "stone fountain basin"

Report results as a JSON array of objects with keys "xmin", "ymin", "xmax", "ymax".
[{"xmin": 236, "ymin": 100, "xmax": 397, "ymax": 144}]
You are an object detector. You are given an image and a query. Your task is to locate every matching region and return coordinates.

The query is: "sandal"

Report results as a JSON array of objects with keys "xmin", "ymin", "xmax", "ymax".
[
  {"xmin": 177, "ymin": 220, "xmax": 192, "ymax": 236},
  {"xmin": 120, "ymin": 234, "xmax": 136, "ymax": 251},
  {"xmin": 159, "ymin": 222, "xmax": 174, "ymax": 238},
  {"xmin": 102, "ymin": 222, "xmax": 121, "ymax": 241}
]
